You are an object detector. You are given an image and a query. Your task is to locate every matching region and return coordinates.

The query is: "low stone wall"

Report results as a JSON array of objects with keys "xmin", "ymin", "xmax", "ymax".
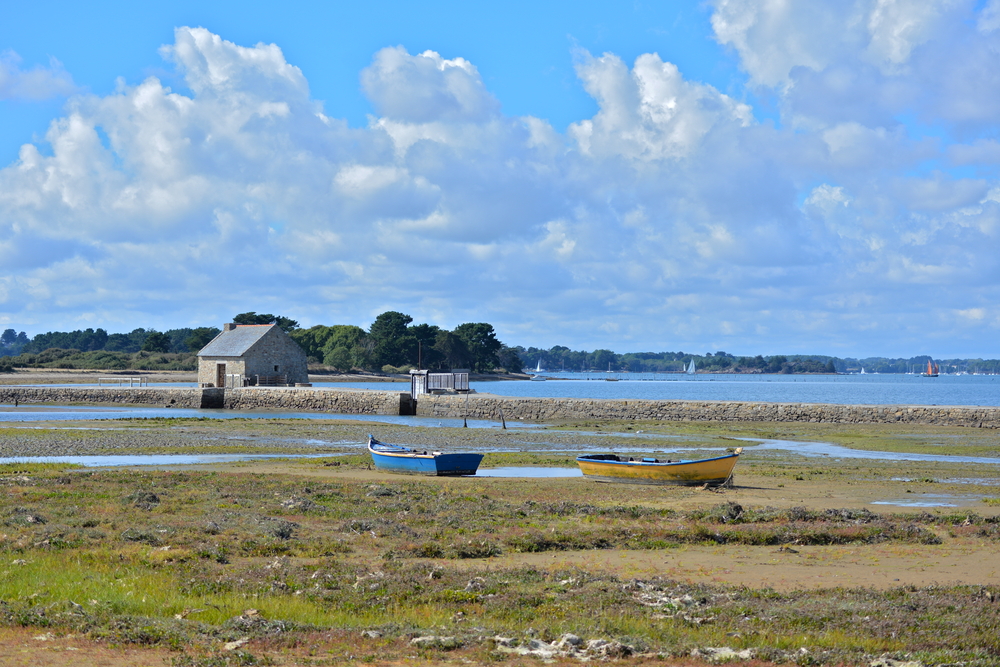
[
  {"xmin": 415, "ymin": 394, "xmax": 1000, "ymax": 428},
  {"xmin": 0, "ymin": 386, "xmax": 410, "ymax": 416},
  {"xmin": 222, "ymin": 387, "xmax": 410, "ymax": 415},
  {"xmin": 0, "ymin": 386, "xmax": 218, "ymax": 408}
]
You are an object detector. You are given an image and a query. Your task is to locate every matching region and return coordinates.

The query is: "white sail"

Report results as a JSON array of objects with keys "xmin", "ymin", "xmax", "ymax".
[{"xmin": 686, "ymin": 360, "xmax": 696, "ymax": 374}]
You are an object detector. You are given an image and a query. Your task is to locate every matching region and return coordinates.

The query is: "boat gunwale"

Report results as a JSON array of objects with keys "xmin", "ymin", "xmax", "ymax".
[{"xmin": 575, "ymin": 452, "xmax": 740, "ymax": 467}]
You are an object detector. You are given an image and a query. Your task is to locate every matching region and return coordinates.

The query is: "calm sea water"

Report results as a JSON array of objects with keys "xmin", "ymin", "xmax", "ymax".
[{"xmin": 318, "ymin": 372, "xmax": 1000, "ymax": 407}]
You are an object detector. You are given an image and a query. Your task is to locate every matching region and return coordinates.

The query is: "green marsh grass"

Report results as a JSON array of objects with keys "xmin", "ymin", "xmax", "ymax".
[{"xmin": 0, "ymin": 445, "xmax": 999, "ymax": 664}]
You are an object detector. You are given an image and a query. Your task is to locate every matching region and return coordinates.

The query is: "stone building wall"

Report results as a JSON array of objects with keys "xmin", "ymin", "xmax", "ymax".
[
  {"xmin": 196, "ymin": 326, "xmax": 308, "ymax": 386},
  {"xmin": 241, "ymin": 327, "xmax": 308, "ymax": 383},
  {"xmin": 197, "ymin": 357, "xmax": 246, "ymax": 386}
]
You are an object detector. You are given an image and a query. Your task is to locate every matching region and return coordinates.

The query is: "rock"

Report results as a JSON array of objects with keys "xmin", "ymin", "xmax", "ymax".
[
  {"xmin": 223, "ymin": 637, "xmax": 249, "ymax": 651},
  {"xmin": 410, "ymin": 635, "xmax": 462, "ymax": 650},
  {"xmin": 586, "ymin": 640, "xmax": 632, "ymax": 658},
  {"xmin": 870, "ymin": 658, "xmax": 924, "ymax": 667},
  {"xmin": 555, "ymin": 633, "xmax": 582, "ymax": 649},
  {"xmin": 360, "ymin": 630, "xmax": 382, "ymax": 639},
  {"xmin": 692, "ymin": 646, "xmax": 756, "ymax": 662},
  {"xmin": 280, "ymin": 496, "xmax": 315, "ymax": 511}
]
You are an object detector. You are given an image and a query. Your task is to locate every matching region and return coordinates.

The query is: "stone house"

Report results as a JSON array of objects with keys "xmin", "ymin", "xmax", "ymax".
[{"xmin": 197, "ymin": 323, "xmax": 308, "ymax": 387}]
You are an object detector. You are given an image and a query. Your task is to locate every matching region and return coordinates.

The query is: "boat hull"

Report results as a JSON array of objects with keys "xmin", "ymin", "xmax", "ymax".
[
  {"xmin": 368, "ymin": 441, "xmax": 483, "ymax": 476},
  {"xmin": 576, "ymin": 450, "xmax": 741, "ymax": 486}
]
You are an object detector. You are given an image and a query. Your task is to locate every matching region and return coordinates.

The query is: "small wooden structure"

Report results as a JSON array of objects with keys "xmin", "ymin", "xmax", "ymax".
[
  {"xmin": 410, "ymin": 369, "xmax": 470, "ymax": 396},
  {"xmin": 99, "ymin": 376, "xmax": 148, "ymax": 387}
]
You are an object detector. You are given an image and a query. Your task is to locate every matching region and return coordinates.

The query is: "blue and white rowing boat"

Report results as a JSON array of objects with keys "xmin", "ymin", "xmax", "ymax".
[{"xmin": 367, "ymin": 435, "xmax": 483, "ymax": 476}]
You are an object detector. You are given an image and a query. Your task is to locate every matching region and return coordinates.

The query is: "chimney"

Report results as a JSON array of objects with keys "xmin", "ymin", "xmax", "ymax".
[{"xmin": 224, "ymin": 323, "xmax": 237, "ymax": 331}]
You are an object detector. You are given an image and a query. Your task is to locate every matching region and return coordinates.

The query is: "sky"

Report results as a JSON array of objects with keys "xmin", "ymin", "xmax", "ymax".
[{"xmin": 2, "ymin": 0, "xmax": 1000, "ymax": 357}]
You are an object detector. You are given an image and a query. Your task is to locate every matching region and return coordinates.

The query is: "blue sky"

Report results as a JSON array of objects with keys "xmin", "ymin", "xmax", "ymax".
[{"xmin": 2, "ymin": 0, "xmax": 1000, "ymax": 357}]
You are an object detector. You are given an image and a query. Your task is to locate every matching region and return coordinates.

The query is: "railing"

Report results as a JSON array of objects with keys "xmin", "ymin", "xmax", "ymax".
[
  {"xmin": 99, "ymin": 377, "xmax": 147, "ymax": 387},
  {"xmin": 255, "ymin": 375, "xmax": 289, "ymax": 387}
]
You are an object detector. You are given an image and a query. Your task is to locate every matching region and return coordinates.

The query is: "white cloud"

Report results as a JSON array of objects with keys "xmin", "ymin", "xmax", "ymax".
[
  {"xmin": 568, "ymin": 50, "xmax": 752, "ymax": 161},
  {"xmin": 0, "ymin": 50, "xmax": 78, "ymax": 100},
  {"xmin": 361, "ymin": 46, "xmax": 500, "ymax": 123},
  {"xmin": 2, "ymin": 21, "xmax": 1000, "ymax": 355}
]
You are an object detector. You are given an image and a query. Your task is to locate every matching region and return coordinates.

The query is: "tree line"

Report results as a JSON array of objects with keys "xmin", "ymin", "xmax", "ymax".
[
  {"xmin": 5, "ymin": 316, "xmax": 1000, "ymax": 375},
  {"xmin": 286, "ymin": 311, "xmax": 522, "ymax": 373},
  {"xmin": 3, "ymin": 326, "xmax": 221, "ymax": 356},
  {"xmin": 0, "ymin": 312, "xmax": 523, "ymax": 374},
  {"xmin": 517, "ymin": 347, "xmax": 1000, "ymax": 375}
]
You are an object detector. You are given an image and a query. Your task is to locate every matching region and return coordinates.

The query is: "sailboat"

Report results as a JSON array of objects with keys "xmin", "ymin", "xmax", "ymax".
[
  {"xmin": 531, "ymin": 359, "xmax": 547, "ymax": 380},
  {"xmin": 922, "ymin": 359, "xmax": 939, "ymax": 377},
  {"xmin": 686, "ymin": 360, "xmax": 696, "ymax": 375}
]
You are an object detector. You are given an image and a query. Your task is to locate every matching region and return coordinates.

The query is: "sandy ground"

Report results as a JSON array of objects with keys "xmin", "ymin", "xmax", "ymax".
[
  {"xmin": 174, "ymin": 462, "xmax": 1000, "ymax": 592},
  {"xmin": 0, "ymin": 628, "xmax": 173, "ymax": 667}
]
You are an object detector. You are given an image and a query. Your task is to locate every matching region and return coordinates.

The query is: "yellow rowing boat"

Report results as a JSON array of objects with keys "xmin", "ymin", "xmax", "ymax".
[{"xmin": 576, "ymin": 448, "xmax": 742, "ymax": 486}]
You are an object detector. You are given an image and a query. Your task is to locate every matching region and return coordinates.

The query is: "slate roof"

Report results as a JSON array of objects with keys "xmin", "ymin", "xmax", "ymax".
[{"xmin": 197, "ymin": 325, "xmax": 275, "ymax": 357}]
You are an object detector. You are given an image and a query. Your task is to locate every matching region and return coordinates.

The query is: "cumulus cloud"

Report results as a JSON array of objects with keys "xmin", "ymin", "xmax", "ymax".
[
  {"xmin": 0, "ymin": 50, "xmax": 78, "ymax": 100},
  {"xmin": 2, "ymin": 17, "xmax": 1000, "ymax": 354},
  {"xmin": 361, "ymin": 46, "xmax": 500, "ymax": 123},
  {"xmin": 710, "ymin": 0, "xmax": 1000, "ymax": 135}
]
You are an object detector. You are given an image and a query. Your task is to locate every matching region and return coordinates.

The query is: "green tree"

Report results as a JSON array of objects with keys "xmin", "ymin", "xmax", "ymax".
[
  {"xmin": 320, "ymin": 326, "xmax": 367, "ymax": 365},
  {"xmin": 351, "ymin": 338, "xmax": 376, "ymax": 370},
  {"xmin": 766, "ymin": 355, "xmax": 788, "ymax": 373},
  {"xmin": 290, "ymin": 325, "xmax": 334, "ymax": 360},
  {"xmin": 590, "ymin": 349, "xmax": 617, "ymax": 371},
  {"xmin": 324, "ymin": 346, "xmax": 354, "ymax": 371},
  {"xmin": 369, "ymin": 311, "xmax": 414, "ymax": 368},
  {"xmin": 497, "ymin": 345, "xmax": 524, "ymax": 373},
  {"xmin": 233, "ymin": 312, "xmax": 299, "ymax": 333},
  {"xmin": 184, "ymin": 327, "xmax": 221, "ymax": 352},
  {"xmin": 453, "ymin": 322, "xmax": 502, "ymax": 372},
  {"xmin": 141, "ymin": 331, "xmax": 171, "ymax": 353},
  {"xmin": 432, "ymin": 330, "xmax": 470, "ymax": 369},
  {"xmin": 408, "ymin": 323, "xmax": 442, "ymax": 369}
]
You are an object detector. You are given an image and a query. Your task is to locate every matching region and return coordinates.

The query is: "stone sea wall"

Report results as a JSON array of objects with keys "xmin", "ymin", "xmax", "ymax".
[
  {"xmin": 2, "ymin": 385, "xmax": 1000, "ymax": 427},
  {"xmin": 0, "ymin": 386, "xmax": 218, "ymax": 409},
  {"xmin": 0, "ymin": 386, "xmax": 409, "ymax": 415},
  {"xmin": 222, "ymin": 387, "xmax": 409, "ymax": 415},
  {"xmin": 414, "ymin": 394, "xmax": 1000, "ymax": 428}
]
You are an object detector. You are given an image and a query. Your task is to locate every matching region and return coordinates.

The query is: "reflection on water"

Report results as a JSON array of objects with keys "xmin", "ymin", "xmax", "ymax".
[
  {"xmin": 321, "ymin": 373, "xmax": 1000, "ymax": 407},
  {"xmin": 9, "ymin": 372, "xmax": 1000, "ymax": 406},
  {"xmin": 743, "ymin": 438, "xmax": 1000, "ymax": 465},
  {"xmin": 0, "ymin": 404, "xmax": 523, "ymax": 429},
  {"xmin": 871, "ymin": 494, "xmax": 974, "ymax": 508}
]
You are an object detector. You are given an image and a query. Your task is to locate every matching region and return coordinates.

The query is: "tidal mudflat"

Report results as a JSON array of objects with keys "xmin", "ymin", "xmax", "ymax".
[{"xmin": 1, "ymin": 416, "xmax": 999, "ymax": 666}]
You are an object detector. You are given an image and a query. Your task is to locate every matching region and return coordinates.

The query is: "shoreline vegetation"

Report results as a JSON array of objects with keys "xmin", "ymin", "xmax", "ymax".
[
  {"xmin": 1, "ymin": 414, "xmax": 999, "ymax": 665},
  {"xmin": 4, "ymin": 312, "xmax": 1000, "ymax": 376}
]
